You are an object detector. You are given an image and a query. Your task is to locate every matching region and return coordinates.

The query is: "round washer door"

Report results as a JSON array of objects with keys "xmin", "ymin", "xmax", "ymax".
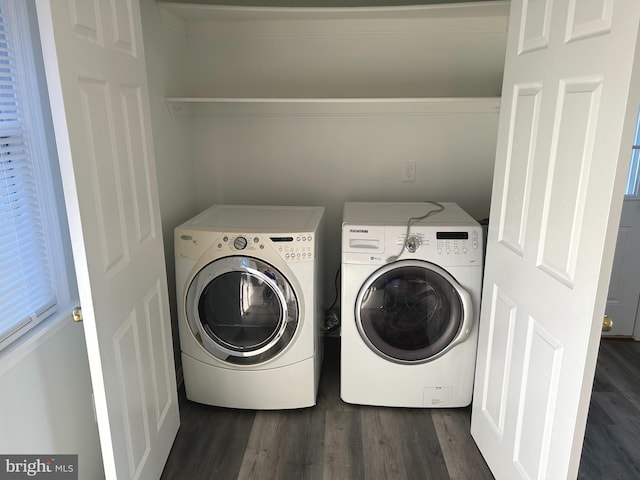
[
  {"xmin": 185, "ymin": 256, "xmax": 299, "ymax": 365},
  {"xmin": 355, "ymin": 259, "xmax": 472, "ymax": 364}
]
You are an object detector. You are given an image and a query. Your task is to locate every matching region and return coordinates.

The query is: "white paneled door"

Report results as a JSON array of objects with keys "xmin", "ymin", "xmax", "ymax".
[
  {"xmin": 471, "ymin": 0, "xmax": 640, "ymax": 479},
  {"xmin": 605, "ymin": 197, "xmax": 640, "ymax": 337},
  {"xmin": 35, "ymin": 0, "xmax": 179, "ymax": 478}
]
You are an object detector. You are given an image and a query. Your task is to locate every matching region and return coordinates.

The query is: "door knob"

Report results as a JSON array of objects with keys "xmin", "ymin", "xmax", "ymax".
[
  {"xmin": 602, "ymin": 315, "xmax": 613, "ymax": 332},
  {"xmin": 72, "ymin": 306, "xmax": 83, "ymax": 322}
]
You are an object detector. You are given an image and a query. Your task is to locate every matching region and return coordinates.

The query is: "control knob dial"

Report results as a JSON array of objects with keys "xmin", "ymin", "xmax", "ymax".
[
  {"xmin": 233, "ymin": 236, "xmax": 248, "ymax": 250},
  {"xmin": 405, "ymin": 235, "xmax": 421, "ymax": 253}
]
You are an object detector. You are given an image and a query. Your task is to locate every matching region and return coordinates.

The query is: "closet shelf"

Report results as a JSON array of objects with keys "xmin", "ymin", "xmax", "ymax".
[
  {"xmin": 159, "ymin": 3, "xmax": 507, "ymax": 108},
  {"xmin": 157, "ymin": 1, "xmax": 510, "ymax": 23},
  {"xmin": 158, "ymin": 2, "xmax": 508, "ymax": 101},
  {"xmin": 164, "ymin": 97, "xmax": 501, "ymax": 116}
]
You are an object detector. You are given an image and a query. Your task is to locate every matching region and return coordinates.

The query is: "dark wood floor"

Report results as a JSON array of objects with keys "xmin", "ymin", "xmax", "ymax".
[
  {"xmin": 578, "ymin": 339, "xmax": 640, "ymax": 479},
  {"xmin": 161, "ymin": 338, "xmax": 640, "ymax": 480},
  {"xmin": 161, "ymin": 336, "xmax": 492, "ymax": 480}
]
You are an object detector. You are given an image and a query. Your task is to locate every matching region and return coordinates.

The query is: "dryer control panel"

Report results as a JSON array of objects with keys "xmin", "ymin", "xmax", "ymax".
[
  {"xmin": 267, "ymin": 233, "xmax": 316, "ymax": 263},
  {"xmin": 175, "ymin": 228, "xmax": 316, "ymax": 263},
  {"xmin": 216, "ymin": 232, "xmax": 316, "ymax": 263}
]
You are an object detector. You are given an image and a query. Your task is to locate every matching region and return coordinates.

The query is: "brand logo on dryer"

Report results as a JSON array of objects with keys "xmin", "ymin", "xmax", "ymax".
[{"xmin": 350, "ymin": 229, "xmax": 368, "ymax": 233}]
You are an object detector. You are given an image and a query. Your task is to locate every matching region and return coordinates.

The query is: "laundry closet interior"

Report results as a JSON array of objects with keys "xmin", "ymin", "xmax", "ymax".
[
  {"xmin": 143, "ymin": 0, "xmax": 505, "ymax": 328},
  {"xmin": 139, "ymin": 2, "xmax": 507, "ymax": 476},
  {"xmin": 40, "ymin": 0, "xmax": 636, "ymax": 478}
]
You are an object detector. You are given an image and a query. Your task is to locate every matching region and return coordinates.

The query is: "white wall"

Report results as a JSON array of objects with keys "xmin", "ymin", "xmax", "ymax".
[
  {"xmin": 148, "ymin": 1, "xmax": 505, "ymax": 307},
  {"xmin": 0, "ymin": 322, "xmax": 104, "ymax": 478},
  {"xmin": 185, "ymin": 19, "xmax": 506, "ymax": 99},
  {"xmin": 192, "ymin": 106, "xmax": 499, "ymax": 303},
  {"xmin": 141, "ymin": 0, "xmax": 200, "ymax": 365}
]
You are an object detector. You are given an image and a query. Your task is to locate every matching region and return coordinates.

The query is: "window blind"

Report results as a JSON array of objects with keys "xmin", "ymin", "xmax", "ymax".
[{"xmin": 0, "ymin": 1, "xmax": 56, "ymax": 346}]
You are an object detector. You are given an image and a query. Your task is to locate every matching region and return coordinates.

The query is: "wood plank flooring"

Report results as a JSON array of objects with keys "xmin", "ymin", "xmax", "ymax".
[
  {"xmin": 160, "ymin": 337, "xmax": 492, "ymax": 480},
  {"xmin": 578, "ymin": 339, "xmax": 640, "ymax": 479},
  {"xmin": 161, "ymin": 338, "xmax": 640, "ymax": 480}
]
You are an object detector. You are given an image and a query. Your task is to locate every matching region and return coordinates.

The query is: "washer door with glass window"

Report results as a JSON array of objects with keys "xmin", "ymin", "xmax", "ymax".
[
  {"xmin": 355, "ymin": 260, "xmax": 472, "ymax": 364},
  {"xmin": 185, "ymin": 256, "xmax": 299, "ymax": 365}
]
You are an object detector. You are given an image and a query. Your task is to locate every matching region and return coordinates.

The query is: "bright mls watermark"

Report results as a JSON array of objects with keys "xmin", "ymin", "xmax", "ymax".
[{"xmin": 0, "ymin": 456, "xmax": 77, "ymax": 479}]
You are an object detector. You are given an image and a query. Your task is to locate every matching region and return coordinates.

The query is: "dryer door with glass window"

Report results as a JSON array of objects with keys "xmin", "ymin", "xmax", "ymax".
[
  {"xmin": 355, "ymin": 259, "xmax": 472, "ymax": 364},
  {"xmin": 185, "ymin": 256, "xmax": 298, "ymax": 365}
]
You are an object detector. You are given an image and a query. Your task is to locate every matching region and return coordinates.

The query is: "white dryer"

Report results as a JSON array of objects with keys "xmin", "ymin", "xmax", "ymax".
[
  {"xmin": 341, "ymin": 202, "xmax": 483, "ymax": 408},
  {"xmin": 175, "ymin": 204, "xmax": 324, "ymax": 409}
]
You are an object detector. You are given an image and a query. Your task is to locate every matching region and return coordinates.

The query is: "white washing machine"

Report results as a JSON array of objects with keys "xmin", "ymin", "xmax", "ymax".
[
  {"xmin": 341, "ymin": 202, "xmax": 483, "ymax": 408},
  {"xmin": 175, "ymin": 204, "xmax": 324, "ymax": 409}
]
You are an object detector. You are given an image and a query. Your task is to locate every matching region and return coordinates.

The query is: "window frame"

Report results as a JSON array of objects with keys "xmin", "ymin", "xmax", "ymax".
[
  {"xmin": 625, "ymin": 107, "xmax": 640, "ymax": 198},
  {"xmin": 0, "ymin": 0, "xmax": 76, "ymax": 358}
]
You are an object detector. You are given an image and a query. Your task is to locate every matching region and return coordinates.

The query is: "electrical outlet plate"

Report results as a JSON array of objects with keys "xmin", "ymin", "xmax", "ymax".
[{"xmin": 402, "ymin": 161, "xmax": 416, "ymax": 182}]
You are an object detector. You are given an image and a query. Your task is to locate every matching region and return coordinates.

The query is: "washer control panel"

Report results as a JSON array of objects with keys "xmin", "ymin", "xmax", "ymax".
[
  {"xmin": 343, "ymin": 224, "xmax": 482, "ymax": 266},
  {"xmin": 435, "ymin": 230, "xmax": 480, "ymax": 256},
  {"xmin": 214, "ymin": 232, "xmax": 315, "ymax": 263}
]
